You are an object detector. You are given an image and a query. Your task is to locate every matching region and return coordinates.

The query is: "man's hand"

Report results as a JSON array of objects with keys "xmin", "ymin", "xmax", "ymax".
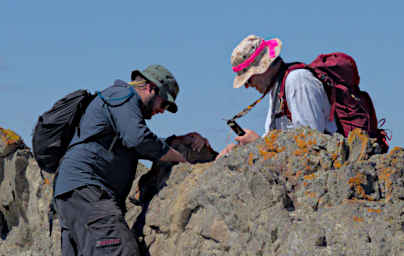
[
  {"xmin": 235, "ymin": 129, "xmax": 259, "ymax": 145},
  {"xmin": 177, "ymin": 132, "xmax": 211, "ymax": 152},
  {"xmin": 215, "ymin": 143, "xmax": 236, "ymax": 160},
  {"xmin": 159, "ymin": 147, "xmax": 188, "ymax": 163},
  {"xmin": 215, "ymin": 129, "xmax": 259, "ymax": 160}
]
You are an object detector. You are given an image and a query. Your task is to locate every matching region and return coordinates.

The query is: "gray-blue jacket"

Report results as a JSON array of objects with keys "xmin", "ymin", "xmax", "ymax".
[{"xmin": 54, "ymin": 80, "xmax": 170, "ymax": 204}]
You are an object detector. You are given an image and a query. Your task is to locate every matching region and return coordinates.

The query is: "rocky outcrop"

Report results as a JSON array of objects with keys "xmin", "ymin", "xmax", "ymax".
[
  {"xmin": 138, "ymin": 128, "xmax": 404, "ymax": 256},
  {"xmin": 1, "ymin": 126, "xmax": 404, "ymax": 255},
  {"xmin": 0, "ymin": 127, "xmax": 61, "ymax": 255},
  {"xmin": 0, "ymin": 127, "xmax": 148, "ymax": 255}
]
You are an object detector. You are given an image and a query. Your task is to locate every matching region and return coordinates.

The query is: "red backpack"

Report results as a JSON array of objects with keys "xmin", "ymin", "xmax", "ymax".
[{"xmin": 278, "ymin": 52, "xmax": 390, "ymax": 153}]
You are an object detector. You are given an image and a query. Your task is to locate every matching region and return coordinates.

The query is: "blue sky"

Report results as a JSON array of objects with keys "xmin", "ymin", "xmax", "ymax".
[{"xmin": 1, "ymin": 1, "xmax": 403, "ymax": 161}]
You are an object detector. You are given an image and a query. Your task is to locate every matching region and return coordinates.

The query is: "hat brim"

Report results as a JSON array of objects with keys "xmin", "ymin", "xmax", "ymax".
[
  {"xmin": 233, "ymin": 38, "xmax": 282, "ymax": 88},
  {"xmin": 131, "ymin": 70, "xmax": 178, "ymax": 113},
  {"xmin": 165, "ymin": 101, "xmax": 178, "ymax": 113}
]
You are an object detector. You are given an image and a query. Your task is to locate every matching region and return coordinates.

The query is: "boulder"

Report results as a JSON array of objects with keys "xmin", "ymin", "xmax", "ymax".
[{"xmin": 139, "ymin": 128, "xmax": 404, "ymax": 256}]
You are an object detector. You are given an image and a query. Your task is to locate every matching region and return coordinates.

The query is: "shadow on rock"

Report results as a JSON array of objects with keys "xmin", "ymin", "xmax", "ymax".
[
  {"xmin": 0, "ymin": 210, "xmax": 9, "ymax": 240},
  {"xmin": 130, "ymin": 140, "xmax": 218, "ymax": 255}
]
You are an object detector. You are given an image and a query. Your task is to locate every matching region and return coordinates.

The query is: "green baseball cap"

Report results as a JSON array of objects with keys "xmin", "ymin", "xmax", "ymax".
[{"xmin": 131, "ymin": 64, "xmax": 179, "ymax": 113}]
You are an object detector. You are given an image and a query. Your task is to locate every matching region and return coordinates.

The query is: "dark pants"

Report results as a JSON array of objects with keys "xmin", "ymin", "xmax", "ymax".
[{"xmin": 54, "ymin": 185, "xmax": 140, "ymax": 256}]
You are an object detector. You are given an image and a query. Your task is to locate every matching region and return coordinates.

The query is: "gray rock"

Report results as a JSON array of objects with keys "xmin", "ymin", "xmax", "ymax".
[
  {"xmin": 140, "ymin": 128, "xmax": 404, "ymax": 256},
  {"xmin": 1, "ymin": 126, "xmax": 404, "ymax": 256}
]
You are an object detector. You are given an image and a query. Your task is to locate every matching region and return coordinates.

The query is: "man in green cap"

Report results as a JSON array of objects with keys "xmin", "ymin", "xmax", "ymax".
[{"xmin": 53, "ymin": 64, "xmax": 210, "ymax": 256}]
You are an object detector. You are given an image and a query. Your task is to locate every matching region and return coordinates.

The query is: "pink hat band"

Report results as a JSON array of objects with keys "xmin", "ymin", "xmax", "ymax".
[{"xmin": 232, "ymin": 39, "xmax": 279, "ymax": 73}]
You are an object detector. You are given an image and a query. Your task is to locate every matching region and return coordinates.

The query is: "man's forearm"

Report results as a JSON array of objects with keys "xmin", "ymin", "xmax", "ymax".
[{"xmin": 159, "ymin": 147, "xmax": 187, "ymax": 163}]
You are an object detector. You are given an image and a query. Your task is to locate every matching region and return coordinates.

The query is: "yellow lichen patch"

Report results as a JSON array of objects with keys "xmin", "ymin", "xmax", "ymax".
[
  {"xmin": 44, "ymin": 178, "xmax": 51, "ymax": 185},
  {"xmin": 276, "ymin": 146, "xmax": 286, "ymax": 153},
  {"xmin": 348, "ymin": 173, "xmax": 375, "ymax": 201},
  {"xmin": 347, "ymin": 128, "xmax": 369, "ymax": 160},
  {"xmin": 293, "ymin": 133, "xmax": 317, "ymax": 158},
  {"xmin": 367, "ymin": 208, "xmax": 382, "ymax": 214},
  {"xmin": 248, "ymin": 152, "xmax": 254, "ymax": 166},
  {"xmin": 353, "ymin": 216, "xmax": 364, "ymax": 222},
  {"xmin": 378, "ymin": 167, "xmax": 395, "ymax": 202},
  {"xmin": 0, "ymin": 127, "xmax": 21, "ymax": 145},
  {"xmin": 264, "ymin": 130, "xmax": 280, "ymax": 151},
  {"xmin": 259, "ymin": 130, "xmax": 285, "ymax": 159},
  {"xmin": 305, "ymin": 191, "xmax": 317, "ymax": 198},
  {"xmin": 388, "ymin": 146, "xmax": 402, "ymax": 157},
  {"xmin": 334, "ymin": 160, "xmax": 342, "ymax": 169},
  {"xmin": 294, "ymin": 148, "xmax": 308, "ymax": 156},
  {"xmin": 348, "ymin": 173, "xmax": 365, "ymax": 185},
  {"xmin": 295, "ymin": 137, "xmax": 307, "ymax": 149},
  {"xmin": 303, "ymin": 173, "xmax": 316, "ymax": 180},
  {"xmin": 307, "ymin": 139, "xmax": 317, "ymax": 146},
  {"xmin": 258, "ymin": 148, "xmax": 276, "ymax": 160}
]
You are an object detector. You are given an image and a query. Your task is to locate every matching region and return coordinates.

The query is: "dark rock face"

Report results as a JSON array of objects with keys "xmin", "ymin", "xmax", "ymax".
[
  {"xmin": 1, "ymin": 126, "xmax": 404, "ymax": 256},
  {"xmin": 0, "ymin": 211, "xmax": 9, "ymax": 240}
]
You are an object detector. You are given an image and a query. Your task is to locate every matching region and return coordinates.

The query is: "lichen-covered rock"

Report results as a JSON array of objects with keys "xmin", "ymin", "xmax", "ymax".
[
  {"xmin": 0, "ymin": 127, "xmax": 149, "ymax": 255},
  {"xmin": 1, "ymin": 126, "xmax": 404, "ymax": 256},
  {"xmin": 139, "ymin": 128, "xmax": 404, "ymax": 256},
  {"xmin": 0, "ymin": 127, "xmax": 25, "ymax": 157}
]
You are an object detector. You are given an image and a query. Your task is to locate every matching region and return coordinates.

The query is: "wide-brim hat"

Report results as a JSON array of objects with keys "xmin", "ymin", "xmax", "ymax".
[
  {"xmin": 231, "ymin": 35, "xmax": 282, "ymax": 88},
  {"xmin": 131, "ymin": 65, "xmax": 179, "ymax": 113}
]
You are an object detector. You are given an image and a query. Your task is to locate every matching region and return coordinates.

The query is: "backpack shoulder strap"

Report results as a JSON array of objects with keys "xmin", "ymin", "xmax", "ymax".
[{"xmin": 278, "ymin": 62, "xmax": 308, "ymax": 120}]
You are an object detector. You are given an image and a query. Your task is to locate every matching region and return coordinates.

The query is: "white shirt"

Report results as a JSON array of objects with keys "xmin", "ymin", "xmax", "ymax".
[{"xmin": 264, "ymin": 69, "xmax": 337, "ymax": 135}]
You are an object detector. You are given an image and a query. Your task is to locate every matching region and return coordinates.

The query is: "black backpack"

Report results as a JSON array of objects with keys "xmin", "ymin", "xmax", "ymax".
[{"xmin": 32, "ymin": 89, "xmax": 96, "ymax": 173}]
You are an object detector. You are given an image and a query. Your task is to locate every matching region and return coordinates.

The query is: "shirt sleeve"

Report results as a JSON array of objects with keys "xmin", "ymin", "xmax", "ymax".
[
  {"xmin": 263, "ymin": 91, "xmax": 273, "ymax": 137},
  {"xmin": 107, "ymin": 97, "xmax": 170, "ymax": 161},
  {"xmin": 285, "ymin": 69, "xmax": 332, "ymax": 132}
]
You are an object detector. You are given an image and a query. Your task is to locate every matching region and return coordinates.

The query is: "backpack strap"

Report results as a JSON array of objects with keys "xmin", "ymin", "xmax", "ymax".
[
  {"xmin": 278, "ymin": 63, "xmax": 307, "ymax": 120},
  {"xmin": 278, "ymin": 63, "xmax": 340, "ymax": 122},
  {"xmin": 96, "ymin": 86, "xmax": 137, "ymax": 152}
]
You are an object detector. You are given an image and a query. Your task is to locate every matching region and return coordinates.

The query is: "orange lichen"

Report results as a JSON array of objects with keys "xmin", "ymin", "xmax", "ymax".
[
  {"xmin": 347, "ymin": 128, "xmax": 369, "ymax": 160},
  {"xmin": 334, "ymin": 160, "xmax": 342, "ymax": 169},
  {"xmin": 331, "ymin": 153, "xmax": 338, "ymax": 161},
  {"xmin": 305, "ymin": 191, "xmax": 317, "ymax": 198},
  {"xmin": 264, "ymin": 130, "xmax": 280, "ymax": 151},
  {"xmin": 0, "ymin": 127, "xmax": 21, "ymax": 145},
  {"xmin": 303, "ymin": 182, "xmax": 309, "ymax": 187},
  {"xmin": 367, "ymin": 208, "xmax": 382, "ymax": 214},
  {"xmin": 295, "ymin": 170, "xmax": 303, "ymax": 178},
  {"xmin": 276, "ymin": 146, "xmax": 286, "ymax": 153},
  {"xmin": 258, "ymin": 149, "xmax": 276, "ymax": 160},
  {"xmin": 248, "ymin": 152, "xmax": 254, "ymax": 166},
  {"xmin": 378, "ymin": 167, "xmax": 395, "ymax": 202},
  {"xmin": 388, "ymin": 146, "xmax": 402, "ymax": 157},
  {"xmin": 259, "ymin": 130, "xmax": 285, "ymax": 159},
  {"xmin": 294, "ymin": 148, "xmax": 308, "ymax": 156},
  {"xmin": 307, "ymin": 139, "xmax": 317, "ymax": 146},
  {"xmin": 353, "ymin": 216, "xmax": 364, "ymax": 222},
  {"xmin": 303, "ymin": 173, "xmax": 316, "ymax": 180},
  {"xmin": 295, "ymin": 137, "xmax": 307, "ymax": 149},
  {"xmin": 348, "ymin": 173, "xmax": 375, "ymax": 201},
  {"xmin": 44, "ymin": 178, "xmax": 51, "ymax": 185},
  {"xmin": 348, "ymin": 173, "xmax": 365, "ymax": 185}
]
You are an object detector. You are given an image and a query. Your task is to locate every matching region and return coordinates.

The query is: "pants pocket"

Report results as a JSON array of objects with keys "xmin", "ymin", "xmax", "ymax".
[{"xmin": 86, "ymin": 213, "xmax": 137, "ymax": 255}]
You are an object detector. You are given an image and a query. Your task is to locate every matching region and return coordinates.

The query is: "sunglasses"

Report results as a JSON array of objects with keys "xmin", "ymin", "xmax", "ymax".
[{"xmin": 161, "ymin": 100, "xmax": 170, "ymax": 110}]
